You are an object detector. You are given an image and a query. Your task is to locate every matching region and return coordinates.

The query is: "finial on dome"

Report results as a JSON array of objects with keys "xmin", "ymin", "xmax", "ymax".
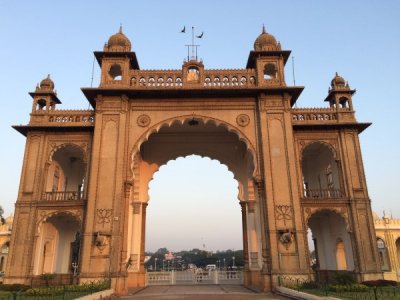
[
  {"xmin": 262, "ymin": 24, "xmax": 266, "ymax": 33},
  {"xmin": 119, "ymin": 24, "xmax": 123, "ymax": 33}
]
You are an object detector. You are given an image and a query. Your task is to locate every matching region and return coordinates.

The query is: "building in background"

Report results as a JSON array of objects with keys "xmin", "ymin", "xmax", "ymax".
[{"xmin": 0, "ymin": 216, "xmax": 12, "ymax": 276}]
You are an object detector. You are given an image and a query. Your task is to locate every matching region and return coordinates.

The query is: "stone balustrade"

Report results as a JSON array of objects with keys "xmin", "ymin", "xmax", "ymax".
[{"xmin": 113, "ymin": 69, "xmax": 258, "ymax": 88}]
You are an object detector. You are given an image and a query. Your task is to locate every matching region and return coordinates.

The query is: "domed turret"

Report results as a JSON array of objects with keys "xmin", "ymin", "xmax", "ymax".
[
  {"xmin": 330, "ymin": 72, "xmax": 348, "ymax": 89},
  {"xmin": 104, "ymin": 26, "xmax": 131, "ymax": 52},
  {"xmin": 39, "ymin": 74, "xmax": 55, "ymax": 91},
  {"xmin": 254, "ymin": 25, "xmax": 280, "ymax": 51}
]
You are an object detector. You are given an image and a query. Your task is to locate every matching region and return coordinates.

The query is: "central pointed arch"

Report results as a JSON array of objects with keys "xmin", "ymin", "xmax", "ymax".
[{"xmin": 125, "ymin": 116, "xmax": 263, "ymax": 278}]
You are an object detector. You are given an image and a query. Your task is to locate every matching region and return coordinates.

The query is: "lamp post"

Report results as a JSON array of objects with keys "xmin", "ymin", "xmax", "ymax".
[
  {"xmin": 162, "ymin": 259, "xmax": 165, "ymax": 271},
  {"xmin": 232, "ymin": 256, "xmax": 235, "ymax": 268},
  {"xmin": 223, "ymin": 258, "xmax": 226, "ymax": 270},
  {"xmin": 154, "ymin": 257, "xmax": 158, "ymax": 272}
]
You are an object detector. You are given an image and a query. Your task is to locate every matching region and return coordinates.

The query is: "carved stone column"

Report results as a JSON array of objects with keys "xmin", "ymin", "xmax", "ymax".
[
  {"xmin": 139, "ymin": 202, "xmax": 148, "ymax": 273},
  {"xmin": 247, "ymin": 201, "xmax": 260, "ymax": 269},
  {"xmin": 240, "ymin": 201, "xmax": 249, "ymax": 271},
  {"xmin": 129, "ymin": 202, "xmax": 142, "ymax": 272}
]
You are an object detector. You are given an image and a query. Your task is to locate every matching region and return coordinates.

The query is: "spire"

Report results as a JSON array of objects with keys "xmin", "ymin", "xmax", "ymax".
[
  {"xmin": 119, "ymin": 24, "xmax": 123, "ymax": 33},
  {"xmin": 262, "ymin": 24, "xmax": 266, "ymax": 33}
]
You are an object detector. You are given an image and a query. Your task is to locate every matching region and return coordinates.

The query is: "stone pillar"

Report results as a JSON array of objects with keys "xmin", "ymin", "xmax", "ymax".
[
  {"xmin": 247, "ymin": 201, "xmax": 260, "ymax": 269},
  {"xmin": 140, "ymin": 203, "xmax": 148, "ymax": 273},
  {"xmin": 240, "ymin": 201, "xmax": 249, "ymax": 271}
]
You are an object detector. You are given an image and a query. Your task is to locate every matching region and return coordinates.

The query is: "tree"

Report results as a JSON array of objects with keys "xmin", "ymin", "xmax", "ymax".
[{"xmin": 0, "ymin": 206, "xmax": 5, "ymax": 225}]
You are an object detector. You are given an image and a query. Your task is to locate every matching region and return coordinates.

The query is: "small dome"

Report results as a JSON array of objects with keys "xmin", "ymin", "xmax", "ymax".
[
  {"xmin": 254, "ymin": 25, "xmax": 279, "ymax": 51},
  {"xmin": 105, "ymin": 26, "xmax": 131, "ymax": 52},
  {"xmin": 39, "ymin": 74, "xmax": 55, "ymax": 91},
  {"xmin": 331, "ymin": 72, "xmax": 346, "ymax": 88}
]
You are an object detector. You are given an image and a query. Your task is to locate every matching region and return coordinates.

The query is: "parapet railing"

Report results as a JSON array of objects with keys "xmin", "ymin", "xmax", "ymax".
[
  {"xmin": 42, "ymin": 191, "xmax": 84, "ymax": 201},
  {"xmin": 30, "ymin": 110, "xmax": 95, "ymax": 126},
  {"xmin": 303, "ymin": 189, "xmax": 344, "ymax": 199},
  {"xmin": 109, "ymin": 69, "xmax": 258, "ymax": 88}
]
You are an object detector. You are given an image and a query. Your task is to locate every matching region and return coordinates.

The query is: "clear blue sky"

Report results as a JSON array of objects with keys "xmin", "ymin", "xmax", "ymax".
[{"xmin": 1, "ymin": 1, "xmax": 399, "ymax": 252}]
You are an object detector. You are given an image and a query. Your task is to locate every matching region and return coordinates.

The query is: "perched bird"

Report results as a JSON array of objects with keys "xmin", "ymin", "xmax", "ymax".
[
  {"xmin": 196, "ymin": 32, "xmax": 204, "ymax": 38},
  {"xmin": 181, "ymin": 26, "xmax": 186, "ymax": 33}
]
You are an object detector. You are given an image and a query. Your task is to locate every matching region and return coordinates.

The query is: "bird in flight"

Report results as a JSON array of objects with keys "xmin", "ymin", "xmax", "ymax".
[
  {"xmin": 181, "ymin": 26, "xmax": 186, "ymax": 33},
  {"xmin": 196, "ymin": 32, "xmax": 204, "ymax": 38}
]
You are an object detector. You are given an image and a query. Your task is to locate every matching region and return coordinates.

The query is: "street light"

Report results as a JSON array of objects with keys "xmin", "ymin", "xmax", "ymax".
[
  {"xmin": 162, "ymin": 259, "xmax": 165, "ymax": 271},
  {"xmin": 223, "ymin": 258, "xmax": 226, "ymax": 270},
  {"xmin": 154, "ymin": 257, "xmax": 158, "ymax": 272},
  {"xmin": 232, "ymin": 256, "xmax": 235, "ymax": 268}
]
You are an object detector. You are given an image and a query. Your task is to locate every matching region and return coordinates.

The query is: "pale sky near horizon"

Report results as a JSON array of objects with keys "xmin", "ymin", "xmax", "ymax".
[{"xmin": 0, "ymin": 1, "xmax": 399, "ymax": 252}]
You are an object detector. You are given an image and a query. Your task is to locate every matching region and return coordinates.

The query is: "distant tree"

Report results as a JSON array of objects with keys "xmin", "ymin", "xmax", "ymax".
[
  {"xmin": 155, "ymin": 247, "xmax": 169, "ymax": 255},
  {"xmin": 0, "ymin": 206, "xmax": 5, "ymax": 225}
]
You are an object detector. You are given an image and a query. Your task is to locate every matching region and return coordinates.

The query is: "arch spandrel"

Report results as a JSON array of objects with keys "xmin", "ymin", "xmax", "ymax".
[
  {"xmin": 304, "ymin": 207, "xmax": 351, "ymax": 232},
  {"xmin": 47, "ymin": 142, "xmax": 88, "ymax": 164},
  {"xmin": 299, "ymin": 140, "xmax": 338, "ymax": 161},
  {"xmin": 36, "ymin": 209, "xmax": 82, "ymax": 234},
  {"xmin": 128, "ymin": 115, "xmax": 260, "ymax": 181}
]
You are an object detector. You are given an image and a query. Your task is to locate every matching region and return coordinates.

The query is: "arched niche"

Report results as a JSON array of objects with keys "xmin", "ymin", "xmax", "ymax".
[
  {"xmin": 44, "ymin": 144, "xmax": 86, "ymax": 200},
  {"xmin": 33, "ymin": 212, "xmax": 81, "ymax": 275},
  {"xmin": 307, "ymin": 210, "xmax": 354, "ymax": 272},
  {"xmin": 301, "ymin": 142, "xmax": 342, "ymax": 198}
]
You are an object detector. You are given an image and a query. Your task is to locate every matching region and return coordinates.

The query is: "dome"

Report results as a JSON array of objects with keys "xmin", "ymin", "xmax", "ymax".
[
  {"xmin": 39, "ymin": 74, "xmax": 55, "ymax": 91},
  {"xmin": 331, "ymin": 72, "xmax": 346, "ymax": 88},
  {"xmin": 254, "ymin": 25, "xmax": 279, "ymax": 51},
  {"xmin": 105, "ymin": 26, "xmax": 131, "ymax": 52}
]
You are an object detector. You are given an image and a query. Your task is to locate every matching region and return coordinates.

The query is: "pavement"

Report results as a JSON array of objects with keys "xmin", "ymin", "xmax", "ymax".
[{"xmin": 121, "ymin": 285, "xmax": 290, "ymax": 299}]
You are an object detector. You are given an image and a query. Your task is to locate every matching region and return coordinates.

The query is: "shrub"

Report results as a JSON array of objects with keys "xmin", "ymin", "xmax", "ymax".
[
  {"xmin": 301, "ymin": 281, "xmax": 320, "ymax": 289},
  {"xmin": 333, "ymin": 272, "xmax": 355, "ymax": 285},
  {"xmin": 362, "ymin": 279, "xmax": 397, "ymax": 287},
  {"xmin": 328, "ymin": 284, "xmax": 368, "ymax": 292},
  {"xmin": 0, "ymin": 284, "xmax": 31, "ymax": 291}
]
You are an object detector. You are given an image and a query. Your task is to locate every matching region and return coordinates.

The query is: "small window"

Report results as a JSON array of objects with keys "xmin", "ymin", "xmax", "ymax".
[
  {"xmin": 109, "ymin": 64, "xmax": 122, "ymax": 80},
  {"xmin": 264, "ymin": 63, "xmax": 277, "ymax": 80},
  {"xmin": 36, "ymin": 99, "xmax": 47, "ymax": 110},
  {"xmin": 187, "ymin": 67, "xmax": 199, "ymax": 82}
]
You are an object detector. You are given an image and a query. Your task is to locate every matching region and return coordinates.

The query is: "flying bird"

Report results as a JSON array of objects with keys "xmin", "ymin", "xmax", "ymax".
[
  {"xmin": 196, "ymin": 32, "xmax": 204, "ymax": 38},
  {"xmin": 180, "ymin": 26, "xmax": 186, "ymax": 33}
]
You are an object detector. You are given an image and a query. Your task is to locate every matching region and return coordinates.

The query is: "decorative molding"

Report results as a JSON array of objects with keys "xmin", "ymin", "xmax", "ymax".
[
  {"xmin": 236, "ymin": 114, "xmax": 250, "ymax": 127},
  {"xmin": 137, "ymin": 114, "xmax": 151, "ymax": 127},
  {"xmin": 275, "ymin": 205, "xmax": 292, "ymax": 226},
  {"xmin": 132, "ymin": 203, "xmax": 141, "ymax": 215},
  {"xmin": 278, "ymin": 229, "xmax": 294, "ymax": 250},
  {"xmin": 96, "ymin": 209, "xmax": 113, "ymax": 228}
]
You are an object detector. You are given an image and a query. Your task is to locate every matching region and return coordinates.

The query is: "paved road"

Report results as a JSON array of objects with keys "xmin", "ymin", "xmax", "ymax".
[{"xmin": 121, "ymin": 285, "xmax": 289, "ymax": 299}]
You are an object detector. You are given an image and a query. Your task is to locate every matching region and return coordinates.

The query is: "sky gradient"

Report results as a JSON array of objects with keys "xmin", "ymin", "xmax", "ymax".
[{"xmin": 1, "ymin": 0, "xmax": 399, "ymax": 251}]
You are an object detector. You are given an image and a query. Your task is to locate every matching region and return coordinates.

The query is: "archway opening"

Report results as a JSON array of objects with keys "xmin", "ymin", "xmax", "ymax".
[
  {"xmin": 377, "ymin": 238, "xmax": 390, "ymax": 271},
  {"xmin": 145, "ymin": 155, "xmax": 241, "ymax": 270},
  {"xmin": 127, "ymin": 117, "xmax": 261, "ymax": 277},
  {"xmin": 307, "ymin": 210, "xmax": 354, "ymax": 275},
  {"xmin": 33, "ymin": 213, "xmax": 81, "ymax": 275},
  {"xmin": 302, "ymin": 143, "xmax": 342, "ymax": 198},
  {"xmin": 45, "ymin": 145, "xmax": 86, "ymax": 201}
]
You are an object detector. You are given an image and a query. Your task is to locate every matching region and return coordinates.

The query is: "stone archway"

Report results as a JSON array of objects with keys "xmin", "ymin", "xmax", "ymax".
[
  {"xmin": 33, "ymin": 212, "xmax": 81, "ymax": 276},
  {"xmin": 307, "ymin": 210, "xmax": 355, "ymax": 274},
  {"xmin": 125, "ymin": 117, "xmax": 263, "ymax": 286}
]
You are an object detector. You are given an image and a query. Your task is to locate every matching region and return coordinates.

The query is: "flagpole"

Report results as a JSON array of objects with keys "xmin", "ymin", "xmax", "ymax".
[{"xmin": 192, "ymin": 26, "xmax": 195, "ymax": 60}]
